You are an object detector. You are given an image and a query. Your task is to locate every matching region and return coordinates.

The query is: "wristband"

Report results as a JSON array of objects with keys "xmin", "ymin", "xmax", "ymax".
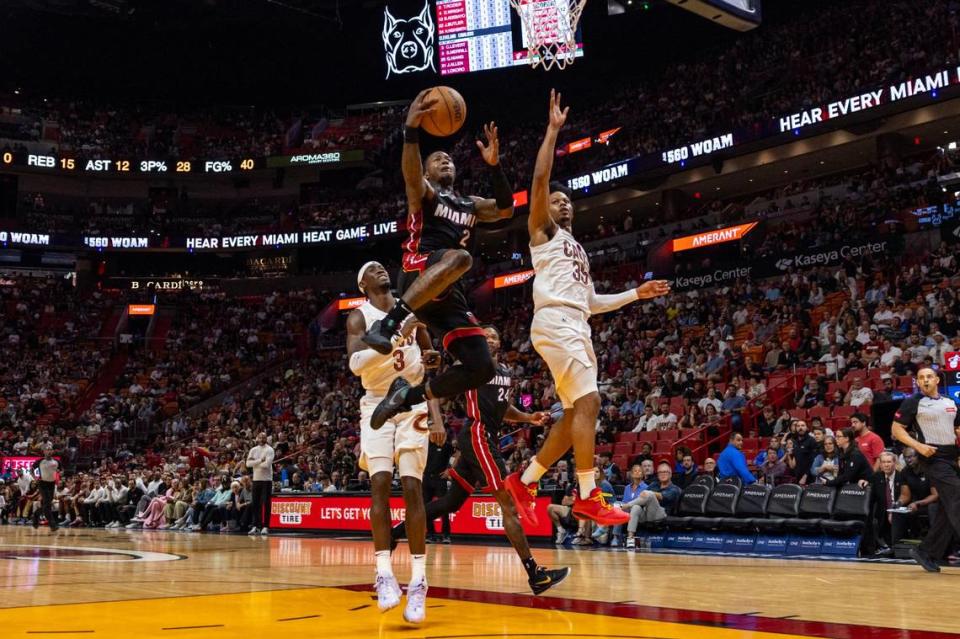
[
  {"xmin": 404, "ymin": 126, "xmax": 420, "ymax": 144},
  {"xmin": 489, "ymin": 162, "xmax": 513, "ymax": 209}
]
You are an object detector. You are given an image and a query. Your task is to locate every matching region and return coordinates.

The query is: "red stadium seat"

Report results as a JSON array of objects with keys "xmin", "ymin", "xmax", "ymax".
[
  {"xmin": 742, "ymin": 437, "xmax": 759, "ymax": 451},
  {"xmin": 808, "ymin": 406, "xmax": 831, "ymax": 422},
  {"xmin": 867, "ymin": 368, "xmax": 885, "ymax": 379},
  {"xmin": 789, "ymin": 409, "xmax": 808, "ymax": 421},
  {"xmin": 827, "ymin": 380, "xmax": 849, "ymax": 395},
  {"xmin": 638, "ymin": 431, "xmax": 658, "ymax": 443},
  {"xmin": 620, "ymin": 432, "xmax": 639, "ymax": 443},
  {"xmin": 844, "ymin": 369, "xmax": 867, "ymax": 381},
  {"xmin": 832, "ymin": 406, "xmax": 856, "ymax": 419},
  {"xmin": 596, "ymin": 444, "xmax": 613, "ymax": 455},
  {"xmin": 658, "ymin": 428, "xmax": 680, "ymax": 441},
  {"xmin": 614, "ymin": 442, "xmax": 633, "ymax": 456},
  {"xmin": 613, "ymin": 455, "xmax": 630, "ymax": 470},
  {"xmin": 654, "ymin": 440, "xmax": 672, "ymax": 454}
]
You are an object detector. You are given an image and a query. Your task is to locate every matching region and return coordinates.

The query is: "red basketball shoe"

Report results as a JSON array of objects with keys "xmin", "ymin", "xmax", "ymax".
[
  {"xmin": 573, "ymin": 487, "xmax": 629, "ymax": 526},
  {"xmin": 504, "ymin": 473, "xmax": 539, "ymax": 526}
]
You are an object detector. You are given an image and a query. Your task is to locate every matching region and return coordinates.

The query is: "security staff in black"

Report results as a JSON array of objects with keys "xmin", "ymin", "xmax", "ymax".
[
  {"xmin": 423, "ymin": 437, "xmax": 454, "ymax": 542},
  {"xmin": 31, "ymin": 449, "xmax": 59, "ymax": 532},
  {"xmin": 391, "ymin": 326, "xmax": 570, "ymax": 595},
  {"xmin": 363, "ymin": 90, "xmax": 515, "ymax": 431},
  {"xmin": 892, "ymin": 367, "xmax": 960, "ymax": 572}
]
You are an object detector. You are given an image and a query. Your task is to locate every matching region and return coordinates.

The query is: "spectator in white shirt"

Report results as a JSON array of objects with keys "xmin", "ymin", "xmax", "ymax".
[
  {"xmin": 632, "ymin": 405, "xmax": 657, "ymax": 432},
  {"xmin": 844, "ymin": 377, "xmax": 874, "ymax": 407},
  {"xmin": 879, "ymin": 341, "xmax": 903, "ymax": 368},
  {"xmin": 926, "ymin": 333, "xmax": 949, "ymax": 366},
  {"xmin": 873, "ymin": 302, "xmax": 895, "ymax": 327},
  {"xmin": 818, "ymin": 345, "xmax": 846, "ymax": 377},
  {"xmin": 698, "ymin": 389, "xmax": 722, "ymax": 413}
]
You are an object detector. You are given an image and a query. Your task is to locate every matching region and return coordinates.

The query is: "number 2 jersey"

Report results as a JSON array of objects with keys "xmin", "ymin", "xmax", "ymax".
[
  {"xmin": 356, "ymin": 300, "xmax": 424, "ymax": 397},
  {"xmin": 529, "ymin": 227, "xmax": 592, "ymax": 315},
  {"xmin": 402, "ymin": 185, "xmax": 478, "ymax": 260}
]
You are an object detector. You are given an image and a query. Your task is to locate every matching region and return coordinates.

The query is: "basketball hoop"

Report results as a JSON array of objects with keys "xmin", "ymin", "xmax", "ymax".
[{"xmin": 510, "ymin": 0, "xmax": 587, "ymax": 71}]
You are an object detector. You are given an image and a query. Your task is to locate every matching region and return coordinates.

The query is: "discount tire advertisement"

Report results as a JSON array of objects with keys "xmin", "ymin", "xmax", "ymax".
[{"xmin": 270, "ymin": 494, "xmax": 553, "ymax": 538}]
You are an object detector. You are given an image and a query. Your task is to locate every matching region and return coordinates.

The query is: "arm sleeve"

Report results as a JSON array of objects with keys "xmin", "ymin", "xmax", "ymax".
[
  {"xmin": 349, "ymin": 348, "xmax": 390, "ymax": 375},
  {"xmin": 587, "ymin": 285, "xmax": 639, "ymax": 315},
  {"xmin": 245, "ymin": 449, "xmax": 257, "ymax": 468}
]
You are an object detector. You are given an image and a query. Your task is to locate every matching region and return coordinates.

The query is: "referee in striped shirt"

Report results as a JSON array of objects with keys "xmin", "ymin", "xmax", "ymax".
[{"xmin": 892, "ymin": 368, "xmax": 960, "ymax": 572}]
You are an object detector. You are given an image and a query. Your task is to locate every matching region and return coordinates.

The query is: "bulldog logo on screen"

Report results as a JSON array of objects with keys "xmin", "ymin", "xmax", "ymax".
[{"xmin": 383, "ymin": 2, "xmax": 436, "ymax": 78}]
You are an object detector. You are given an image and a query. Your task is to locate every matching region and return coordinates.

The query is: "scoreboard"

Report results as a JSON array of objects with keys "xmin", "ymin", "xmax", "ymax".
[
  {"xmin": 437, "ymin": 0, "xmax": 515, "ymax": 75},
  {"xmin": 0, "ymin": 149, "xmax": 365, "ymax": 176},
  {"xmin": 388, "ymin": 0, "xmax": 585, "ymax": 77}
]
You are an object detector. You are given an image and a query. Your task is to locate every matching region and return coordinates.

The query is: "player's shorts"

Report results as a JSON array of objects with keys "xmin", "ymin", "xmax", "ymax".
[
  {"xmin": 358, "ymin": 394, "xmax": 429, "ymax": 479},
  {"xmin": 398, "ymin": 249, "xmax": 484, "ymax": 350},
  {"xmin": 449, "ymin": 404, "xmax": 507, "ymax": 493},
  {"xmin": 531, "ymin": 306, "xmax": 599, "ymax": 409}
]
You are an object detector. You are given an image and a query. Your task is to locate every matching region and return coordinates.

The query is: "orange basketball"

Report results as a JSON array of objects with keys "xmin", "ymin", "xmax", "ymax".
[{"xmin": 421, "ymin": 86, "xmax": 467, "ymax": 137}]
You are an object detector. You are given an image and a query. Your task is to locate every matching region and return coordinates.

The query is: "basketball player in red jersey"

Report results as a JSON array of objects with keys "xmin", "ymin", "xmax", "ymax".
[
  {"xmin": 364, "ymin": 89, "xmax": 515, "ymax": 430},
  {"xmin": 505, "ymin": 90, "xmax": 671, "ymax": 526}
]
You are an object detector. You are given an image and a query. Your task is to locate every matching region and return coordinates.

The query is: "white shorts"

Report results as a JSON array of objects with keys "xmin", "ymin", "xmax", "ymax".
[
  {"xmin": 358, "ymin": 394, "xmax": 429, "ymax": 479},
  {"xmin": 531, "ymin": 306, "xmax": 598, "ymax": 408}
]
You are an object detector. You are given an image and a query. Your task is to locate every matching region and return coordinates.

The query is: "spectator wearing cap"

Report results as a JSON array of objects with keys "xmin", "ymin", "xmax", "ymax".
[
  {"xmin": 844, "ymin": 377, "xmax": 874, "ymax": 407},
  {"xmin": 927, "ymin": 333, "xmax": 949, "ymax": 366}
]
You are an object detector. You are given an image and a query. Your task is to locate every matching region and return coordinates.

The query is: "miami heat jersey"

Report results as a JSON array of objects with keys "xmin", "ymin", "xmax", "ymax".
[
  {"xmin": 356, "ymin": 300, "xmax": 424, "ymax": 396},
  {"xmin": 529, "ymin": 227, "xmax": 592, "ymax": 315},
  {"xmin": 468, "ymin": 364, "xmax": 513, "ymax": 429},
  {"xmin": 403, "ymin": 186, "xmax": 477, "ymax": 255}
]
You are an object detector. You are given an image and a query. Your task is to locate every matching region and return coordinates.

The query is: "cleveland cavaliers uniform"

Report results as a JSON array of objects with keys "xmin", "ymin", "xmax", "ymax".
[
  {"xmin": 356, "ymin": 301, "xmax": 430, "ymax": 474},
  {"xmin": 449, "ymin": 364, "xmax": 513, "ymax": 493},
  {"xmin": 529, "ymin": 227, "xmax": 599, "ymax": 408},
  {"xmin": 398, "ymin": 185, "xmax": 482, "ymax": 347}
]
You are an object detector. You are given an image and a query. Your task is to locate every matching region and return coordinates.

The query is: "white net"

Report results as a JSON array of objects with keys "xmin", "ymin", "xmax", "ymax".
[{"xmin": 510, "ymin": 0, "xmax": 587, "ymax": 71}]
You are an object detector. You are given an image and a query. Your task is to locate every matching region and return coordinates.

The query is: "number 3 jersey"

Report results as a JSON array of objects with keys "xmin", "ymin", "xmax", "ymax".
[
  {"xmin": 356, "ymin": 301, "xmax": 425, "ymax": 397},
  {"xmin": 530, "ymin": 227, "xmax": 592, "ymax": 315},
  {"xmin": 403, "ymin": 186, "xmax": 477, "ymax": 256}
]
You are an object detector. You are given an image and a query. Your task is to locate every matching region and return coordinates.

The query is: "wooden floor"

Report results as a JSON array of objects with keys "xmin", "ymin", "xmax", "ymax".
[{"xmin": 0, "ymin": 526, "xmax": 958, "ymax": 638}]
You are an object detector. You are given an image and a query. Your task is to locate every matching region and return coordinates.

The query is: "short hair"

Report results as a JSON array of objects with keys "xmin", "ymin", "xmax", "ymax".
[
  {"xmin": 549, "ymin": 181, "xmax": 573, "ymax": 199},
  {"xmin": 657, "ymin": 461, "xmax": 673, "ymax": 472},
  {"xmin": 878, "ymin": 451, "xmax": 897, "ymax": 463},
  {"xmin": 729, "ymin": 432, "xmax": 742, "ymax": 441},
  {"xmin": 851, "ymin": 412, "xmax": 869, "ymax": 424}
]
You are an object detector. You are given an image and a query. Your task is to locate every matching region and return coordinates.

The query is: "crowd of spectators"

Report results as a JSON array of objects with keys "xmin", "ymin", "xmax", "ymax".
[{"xmin": 4, "ymin": 0, "xmax": 957, "ymax": 242}]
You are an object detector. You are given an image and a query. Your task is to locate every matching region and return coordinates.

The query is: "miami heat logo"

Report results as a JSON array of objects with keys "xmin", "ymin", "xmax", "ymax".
[{"xmin": 382, "ymin": 2, "xmax": 436, "ymax": 78}]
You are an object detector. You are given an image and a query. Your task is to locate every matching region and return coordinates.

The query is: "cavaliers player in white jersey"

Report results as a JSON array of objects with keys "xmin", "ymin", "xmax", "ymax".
[
  {"xmin": 505, "ymin": 91, "xmax": 671, "ymax": 527},
  {"xmin": 347, "ymin": 261, "xmax": 445, "ymax": 624}
]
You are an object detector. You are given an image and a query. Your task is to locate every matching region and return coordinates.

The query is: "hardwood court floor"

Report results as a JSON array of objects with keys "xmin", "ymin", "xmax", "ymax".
[{"xmin": 0, "ymin": 526, "xmax": 958, "ymax": 638}]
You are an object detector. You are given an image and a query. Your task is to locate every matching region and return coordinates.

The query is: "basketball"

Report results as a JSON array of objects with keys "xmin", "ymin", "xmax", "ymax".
[{"xmin": 421, "ymin": 86, "xmax": 467, "ymax": 137}]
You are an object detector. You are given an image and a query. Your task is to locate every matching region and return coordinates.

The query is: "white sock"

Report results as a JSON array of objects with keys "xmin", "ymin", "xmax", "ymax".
[
  {"xmin": 375, "ymin": 550, "xmax": 393, "ymax": 576},
  {"xmin": 577, "ymin": 470, "xmax": 596, "ymax": 496},
  {"xmin": 410, "ymin": 554, "xmax": 426, "ymax": 583},
  {"xmin": 520, "ymin": 457, "xmax": 548, "ymax": 485}
]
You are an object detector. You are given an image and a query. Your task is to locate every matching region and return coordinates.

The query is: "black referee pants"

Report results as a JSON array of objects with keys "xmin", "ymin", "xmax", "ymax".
[
  {"xmin": 920, "ymin": 448, "xmax": 960, "ymax": 560},
  {"xmin": 251, "ymin": 480, "xmax": 272, "ymax": 529},
  {"xmin": 35, "ymin": 481, "xmax": 57, "ymax": 529}
]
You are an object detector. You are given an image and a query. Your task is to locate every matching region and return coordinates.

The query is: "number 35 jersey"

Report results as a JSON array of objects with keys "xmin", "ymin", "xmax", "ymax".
[
  {"xmin": 530, "ymin": 227, "xmax": 592, "ymax": 315},
  {"xmin": 403, "ymin": 186, "xmax": 477, "ymax": 256},
  {"xmin": 357, "ymin": 300, "xmax": 424, "ymax": 397}
]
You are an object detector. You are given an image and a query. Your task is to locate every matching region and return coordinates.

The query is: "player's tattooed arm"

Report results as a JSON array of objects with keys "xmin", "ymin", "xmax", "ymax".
[
  {"xmin": 403, "ymin": 89, "xmax": 439, "ymax": 210},
  {"xmin": 529, "ymin": 89, "xmax": 568, "ymax": 246}
]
